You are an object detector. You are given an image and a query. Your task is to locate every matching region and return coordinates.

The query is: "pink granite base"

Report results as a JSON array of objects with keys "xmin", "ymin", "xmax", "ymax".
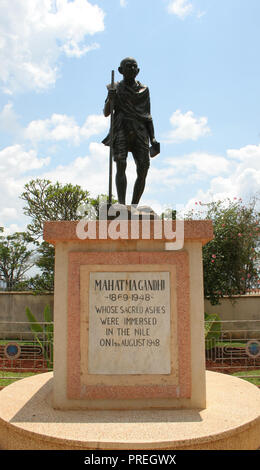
[
  {"xmin": 1, "ymin": 371, "xmax": 259, "ymax": 450},
  {"xmin": 44, "ymin": 220, "xmax": 213, "ymax": 245}
]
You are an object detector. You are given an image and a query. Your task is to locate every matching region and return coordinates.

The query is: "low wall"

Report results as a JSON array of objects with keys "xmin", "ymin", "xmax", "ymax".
[
  {"xmin": 0, "ymin": 292, "xmax": 53, "ymax": 339},
  {"xmin": 205, "ymin": 295, "xmax": 260, "ymax": 339}
]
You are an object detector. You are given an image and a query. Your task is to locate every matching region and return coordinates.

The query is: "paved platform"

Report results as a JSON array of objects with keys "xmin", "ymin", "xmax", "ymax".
[{"xmin": 0, "ymin": 370, "xmax": 259, "ymax": 450}]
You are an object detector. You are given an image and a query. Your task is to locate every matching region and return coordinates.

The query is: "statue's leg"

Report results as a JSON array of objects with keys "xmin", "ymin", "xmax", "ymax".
[
  {"xmin": 115, "ymin": 159, "xmax": 127, "ymax": 205},
  {"xmin": 131, "ymin": 148, "xmax": 150, "ymax": 205}
]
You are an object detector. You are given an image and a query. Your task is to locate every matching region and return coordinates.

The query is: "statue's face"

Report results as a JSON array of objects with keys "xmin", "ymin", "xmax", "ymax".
[{"xmin": 120, "ymin": 59, "xmax": 139, "ymax": 79}]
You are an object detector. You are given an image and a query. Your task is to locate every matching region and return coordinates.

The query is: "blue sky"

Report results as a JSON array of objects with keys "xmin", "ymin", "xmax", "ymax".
[{"xmin": 0, "ymin": 0, "xmax": 259, "ymax": 233}]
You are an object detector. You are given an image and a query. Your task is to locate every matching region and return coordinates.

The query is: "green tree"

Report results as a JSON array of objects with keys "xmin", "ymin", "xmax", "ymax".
[
  {"xmin": 160, "ymin": 208, "xmax": 177, "ymax": 220},
  {"xmin": 20, "ymin": 178, "xmax": 93, "ymax": 238},
  {"xmin": 20, "ymin": 179, "xmax": 92, "ymax": 291},
  {"xmin": 0, "ymin": 231, "xmax": 35, "ymax": 290},
  {"xmin": 20, "ymin": 179, "xmax": 117, "ymax": 291},
  {"xmin": 189, "ymin": 197, "xmax": 259, "ymax": 305},
  {"xmin": 21, "ymin": 242, "xmax": 55, "ymax": 292}
]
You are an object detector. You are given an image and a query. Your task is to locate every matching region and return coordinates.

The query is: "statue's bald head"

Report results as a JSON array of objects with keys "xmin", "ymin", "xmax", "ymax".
[
  {"xmin": 119, "ymin": 57, "xmax": 138, "ymax": 68},
  {"xmin": 118, "ymin": 57, "xmax": 139, "ymax": 78}
]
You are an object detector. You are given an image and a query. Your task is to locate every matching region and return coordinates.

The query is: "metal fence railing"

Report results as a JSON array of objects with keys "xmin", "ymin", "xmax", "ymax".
[
  {"xmin": 242, "ymin": 288, "xmax": 260, "ymax": 295},
  {"xmin": 205, "ymin": 319, "xmax": 260, "ymax": 385},
  {"xmin": 0, "ymin": 321, "xmax": 53, "ymax": 388},
  {"xmin": 0, "ymin": 320, "xmax": 260, "ymax": 388}
]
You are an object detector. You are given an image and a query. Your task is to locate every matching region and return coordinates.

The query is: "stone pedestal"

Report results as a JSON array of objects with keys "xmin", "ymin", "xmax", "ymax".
[
  {"xmin": 43, "ymin": 219, "xmax": 213, "ymax": 410},
  {"xmin": 1, "ymin": 218, "xmax": 260, "ymax": 450}
]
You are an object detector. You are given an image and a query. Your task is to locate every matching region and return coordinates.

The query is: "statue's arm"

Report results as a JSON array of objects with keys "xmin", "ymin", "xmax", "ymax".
[
  {"xmin": 103, "ymin": 96, "xmax": 111, "ymax": 117},
  {"xmin": 103, "ymin": 85, "xmax": 117, "ymax": 117},
  {"xmin": 146, "ymin": 120, "xmax": 156, "ymax": 144},
  {"xmin": 145, "ymin": 87, "xmax": 158, "ymax": 145},
  {"xmin": 146, "ymin": 117, "xmax": 159, "ymax": 146}
]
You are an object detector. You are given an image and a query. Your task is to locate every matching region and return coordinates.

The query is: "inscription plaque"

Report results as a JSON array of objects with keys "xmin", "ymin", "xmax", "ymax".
[{"xmin": 88, "ymin": 271, "xmax": 171, "ymax": 374}]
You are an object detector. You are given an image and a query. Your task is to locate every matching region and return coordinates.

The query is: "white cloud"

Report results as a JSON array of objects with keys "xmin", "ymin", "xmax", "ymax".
[
  {"xmin": 2, "ymin": 224, "xmax": 25, "ymax": 236},
  {"xmin": 24, "ymin": 113, "xmax": 108, "ymax": 145},
  {"xmin": 183, "ymin": 144, "xmax": 260, "ymax": 206},
  {"xmin": 0, "ymin": 103, "xmax": 21, "ymax": 135},
  {"xmin": 144, "ymin": 152, "xmax": 230, "ymax": 200},
  {"xmin": 0, "ymin": 144, "xmax": 51, "ymax": 232},
  {"xmin": 167, "ymin": 0, "xmax": 193, "ymax": 19},
  {"xmin": 42, "ymin": 142, "xmax": 107, "ymax": 189},
  {"xmin": 164, "ymin": 110, "xmax": 211, "ymax": 143},
  {"xmin": 144, "ymin": 142, "xmax": 260, "ymax": 215},
  {"xmin": 119, "ymin": 0, "xmax": 127, "ymax": 7},
  {"xmin": 80, "ymin": 114, "xmax": 109, "ymax": 140},
  {"xmin": 41, "ymin": 141, "xmax": 140, "ymax": 204},
  {"xmin": 227, "ymin": 144, "xmax": 260, "ymax": 163},
  {"xmin": 166, "ymin": 152, "xmax": 230, "ymax": 177},
  {"xmin": 62, "ymin": 40, "xmax": 99, "ymax": 58},
  {"xmin": 0, "ymin": 208, "xmax": 18, "ymax": 219},
  {"xmin": 0, "ymin": 139, "xmax": 136, "ymax": 232},
  {"xmin": 0, "ymin": 0, "xmax": 105, "ymax": 93},
  {"xmin": 0, "ymin": 144, "xmax": 50, "ymax": 176}
]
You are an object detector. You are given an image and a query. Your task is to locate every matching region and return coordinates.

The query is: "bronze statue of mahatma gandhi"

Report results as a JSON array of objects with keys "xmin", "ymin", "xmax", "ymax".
[{"xmin": 102, "ymin": 57, "xmax": 160, "ymax": 206}]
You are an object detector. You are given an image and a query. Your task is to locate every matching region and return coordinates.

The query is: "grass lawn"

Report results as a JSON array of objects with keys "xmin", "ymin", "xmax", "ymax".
[
  {"xmin": 0, "ymin": 340, "xmax": 35, "ymax": 346},
  {"xmin": 215, "ymin": 341, "xmax": 247, "ymax": 348},
  {"xmin": 232, "ymin": 370, "xmax": 260, "ymax": 387},
  {"xmin": 0, "ymin": 371, "xmax": 36, "ymax": 387}
]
